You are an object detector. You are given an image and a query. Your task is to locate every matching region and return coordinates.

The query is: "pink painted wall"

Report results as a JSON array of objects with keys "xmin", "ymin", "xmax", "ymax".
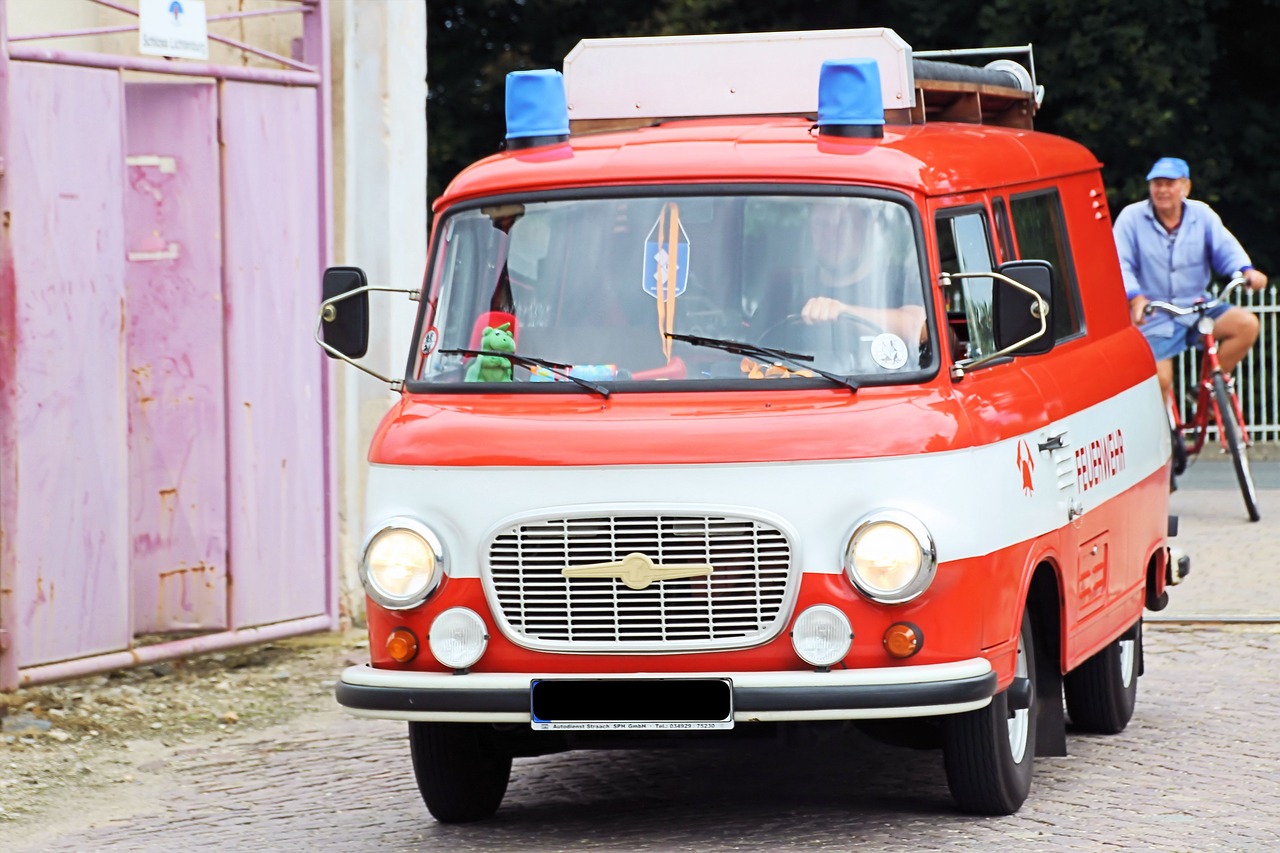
[
  {"xmin": 6, "ymin": 61, "xmax": 131, "ymax": 666},
  {"xmin": 0, "ymin": 1, "xmax": 334, "ymax": 688},
  {"xmin": 220, "ymin": 81, "xmax": 327, "ymax": 629},
  {"xmin": 124, "ymin": 82, "xmax": 229, "ymax": 632}
]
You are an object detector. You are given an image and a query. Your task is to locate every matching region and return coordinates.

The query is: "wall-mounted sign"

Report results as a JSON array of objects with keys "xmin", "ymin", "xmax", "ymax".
[{"xmin": 139, "ymin": 0, "xmax": 209, "ymax": 61}]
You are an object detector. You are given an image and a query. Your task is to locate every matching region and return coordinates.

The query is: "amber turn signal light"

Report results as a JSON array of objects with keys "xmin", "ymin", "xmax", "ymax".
[
  {"xmin": 387, "ymin": 627, "xmax": 419, "ymax": 663},
  {"xmin": 883, "ymin": 622, "xmax": 923, "ymax": 659}
]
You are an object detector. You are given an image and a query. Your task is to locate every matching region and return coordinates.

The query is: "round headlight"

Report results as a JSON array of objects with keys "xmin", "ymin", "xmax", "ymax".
[
  {"xmin": 844, "ymin": 511, "xmax": 937, "ymax": 604},
  {"xmin": 791, "ymin": 604, "xmax": 853, "ymax": 668},
  {"xmin": 429, "ymin": 608, "xmax": 489, "ymax": 670},
  {"xmin": 360, "ymin": 519, "xmax": 444, "ymax": 610}
]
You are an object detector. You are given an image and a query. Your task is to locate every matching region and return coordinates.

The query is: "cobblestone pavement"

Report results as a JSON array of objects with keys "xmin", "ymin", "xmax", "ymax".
[
  {"xmin": 1155, "ymin": 456, "xmax": 1280, "ymax": 621},
  {"xmin": 14, "ymin": 460, "xmax": 1280, "ymax": 853}
]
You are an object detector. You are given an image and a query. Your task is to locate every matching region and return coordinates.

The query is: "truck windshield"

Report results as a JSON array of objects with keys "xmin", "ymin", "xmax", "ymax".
[{"xmin": 413, "ymin": 193, "xmax": 934, "ymax": 389}]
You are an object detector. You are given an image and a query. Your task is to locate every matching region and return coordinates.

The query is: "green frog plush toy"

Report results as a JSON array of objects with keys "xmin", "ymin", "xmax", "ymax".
[{"xmin": 465, "ymin": 322, "xmax": 516, "ymax": 382}]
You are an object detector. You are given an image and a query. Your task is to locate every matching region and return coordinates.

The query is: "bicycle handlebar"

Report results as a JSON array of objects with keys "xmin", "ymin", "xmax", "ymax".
[{"xmin": 1142, "ymin": 272, "xmax": 1251, "ymax": 319}]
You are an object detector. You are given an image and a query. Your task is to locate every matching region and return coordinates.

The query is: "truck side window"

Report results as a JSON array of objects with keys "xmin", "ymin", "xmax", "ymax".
[
  {"xmin": 936, "ymin": 209, "xmax": 996, "ymax": 360},
  {"xmin": 1009, "ymin": 190, "xmax": 1083, "ymax": 341}
]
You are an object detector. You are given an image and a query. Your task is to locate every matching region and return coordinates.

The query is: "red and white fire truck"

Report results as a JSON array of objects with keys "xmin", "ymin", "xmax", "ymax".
[{"xmin": 318, "ymin": 28, "xmax": 1182, "ymax": 821}]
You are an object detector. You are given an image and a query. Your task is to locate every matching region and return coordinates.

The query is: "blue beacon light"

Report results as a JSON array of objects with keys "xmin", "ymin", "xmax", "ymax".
[
  {"xmin": 505, "ymin": 69, "xmax": 571, "ymax": 150},
  {"xmin": 817, "ymin": 58, "xmax": 885, "ymax": 139}
]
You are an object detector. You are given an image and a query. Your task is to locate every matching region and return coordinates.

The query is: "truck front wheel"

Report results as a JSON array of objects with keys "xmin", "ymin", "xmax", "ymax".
[
  {"xmin": 941, "ymin": 608, "xmax": 1037, "ymax": 815},
  {"xmin": 408, "ymin": 722, "xmax": 513, "ymax": 823}
]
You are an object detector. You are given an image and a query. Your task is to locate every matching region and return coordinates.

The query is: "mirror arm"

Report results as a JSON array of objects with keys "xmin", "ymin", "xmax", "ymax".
[
  {"xmin": 314, "ymin": 285, "xmax": 421, "ymax": 391},
  {"xmin": 939, "ymin": 270, "xmax": 1049, "ymax": 378}
]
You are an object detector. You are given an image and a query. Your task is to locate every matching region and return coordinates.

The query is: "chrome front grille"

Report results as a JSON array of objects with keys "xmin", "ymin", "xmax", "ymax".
[{"xmin": 487, "ymin": 514, "xmax": 794, "ymax": 651}]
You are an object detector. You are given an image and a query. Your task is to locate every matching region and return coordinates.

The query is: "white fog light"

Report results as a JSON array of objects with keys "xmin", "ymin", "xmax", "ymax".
[
  {"xmin": 791, "ymin": 605, "xmax": 853, "ymax": 668},
  {"xmin": 429, "ymin": 607, "xmax": 489, "ymax": 670},
  {"xmin": 360, "ymin": 519, "xmax": 444, "ymax": 610},
  {"xmin": 844, "ymin": 510, "xmax": 937, "ymax": 604}
]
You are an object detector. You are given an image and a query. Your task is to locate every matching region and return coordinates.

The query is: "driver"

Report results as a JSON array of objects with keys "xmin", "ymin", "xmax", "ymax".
[{"xmin": 799, "ymin": 199, "xmax": 926, "ymax": 344}]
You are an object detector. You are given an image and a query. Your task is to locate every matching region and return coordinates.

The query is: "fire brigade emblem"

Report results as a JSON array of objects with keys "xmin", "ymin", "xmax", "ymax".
[{"xmin": 1016, "ymin": 439, "xmax": 1035, "ymax": 496}]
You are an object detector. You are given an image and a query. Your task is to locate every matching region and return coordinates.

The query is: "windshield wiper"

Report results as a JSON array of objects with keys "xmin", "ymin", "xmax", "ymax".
[
  {"xmin": 664, "ymin": 332, "xmax": 859, "ymax": 392},
  {"xmin": 441, "ymin": 348, "xmax": 611, "ymax": 398}
]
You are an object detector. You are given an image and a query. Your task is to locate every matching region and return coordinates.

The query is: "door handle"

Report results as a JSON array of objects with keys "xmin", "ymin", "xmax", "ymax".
[{"xmin": 1038, "ymin": 434, "xmax": 1065, "ymax": 452}]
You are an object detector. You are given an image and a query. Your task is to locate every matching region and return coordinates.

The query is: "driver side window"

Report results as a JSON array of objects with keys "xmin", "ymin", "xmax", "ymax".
[{"xmin": 936, "ymin": 209, "xmax": 996, "ymax": 360}]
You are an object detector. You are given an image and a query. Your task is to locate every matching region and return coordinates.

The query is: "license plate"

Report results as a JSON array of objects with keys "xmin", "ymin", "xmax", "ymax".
[{"xmin": 530, "ymin": 678, "xmax": 734, "ymax": 730}]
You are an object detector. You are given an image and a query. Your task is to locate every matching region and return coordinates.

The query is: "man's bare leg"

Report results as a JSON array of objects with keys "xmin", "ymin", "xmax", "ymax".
[
  {"xmin": 1156, "ymin": 357, "xmax": 1175, "ymax": 400},
  {"xmin": 1213, "ymin": 306, "xmax": 1260, "ymax": 376},
  {"xmin": 1154, "ymin": 358, "xmax": 1180, "ymax": 491}
]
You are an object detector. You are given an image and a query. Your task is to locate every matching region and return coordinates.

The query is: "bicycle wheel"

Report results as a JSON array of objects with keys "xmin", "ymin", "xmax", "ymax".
[{"xmin": 1213, "ymin": 374, "xmax": 1260, "ymax": 522}]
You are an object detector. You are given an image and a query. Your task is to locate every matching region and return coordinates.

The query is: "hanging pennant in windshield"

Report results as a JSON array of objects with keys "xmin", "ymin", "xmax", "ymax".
[
  {"xmin": 644, "ymin": 203, "xmax": 690, "ymax": 362},
  {"xmin": 643, "ymin": 203, "xmax": 690, "ymax": 298}
]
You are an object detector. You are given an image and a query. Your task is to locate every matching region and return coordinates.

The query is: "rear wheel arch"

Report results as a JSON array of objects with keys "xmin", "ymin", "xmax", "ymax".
[{"xmin": 1145, "ymin": 544, "xmax": 1171, "ymax": 611}]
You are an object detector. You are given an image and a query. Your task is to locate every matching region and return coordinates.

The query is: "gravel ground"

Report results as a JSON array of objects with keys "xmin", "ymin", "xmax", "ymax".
[{"xmin": 0, "ymin": 628, "xmax": 369, "ymax": 828}]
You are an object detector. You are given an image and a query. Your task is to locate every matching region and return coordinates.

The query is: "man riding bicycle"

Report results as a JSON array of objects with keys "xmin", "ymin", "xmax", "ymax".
[{"xmin": 1113, "ymin": 157, "xmax": 1268, "ymax": 402}]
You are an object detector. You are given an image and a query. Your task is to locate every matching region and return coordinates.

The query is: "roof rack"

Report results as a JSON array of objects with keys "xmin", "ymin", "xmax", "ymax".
[
  {"xmin": 912, "ymin": 47, "xmax": 1042, "ymax": 128},
  {"xmin": 562, "ymin": 29, "xmax": 1042, "ymax": 133}
]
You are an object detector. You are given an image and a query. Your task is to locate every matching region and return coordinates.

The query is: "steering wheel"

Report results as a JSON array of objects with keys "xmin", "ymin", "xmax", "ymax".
[
  {"xmin": 758, "ymin": 312, "xmax": 886, "ymax": 348},
  {"xmin": 754, "ymin": 313, "xmax": 891, "ymax": 375}
]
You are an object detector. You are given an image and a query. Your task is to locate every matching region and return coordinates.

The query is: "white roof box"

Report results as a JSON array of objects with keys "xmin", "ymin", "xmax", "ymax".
[{"xmin": 563, "ymin": 28, "xmax": 916, "ymax": 122}]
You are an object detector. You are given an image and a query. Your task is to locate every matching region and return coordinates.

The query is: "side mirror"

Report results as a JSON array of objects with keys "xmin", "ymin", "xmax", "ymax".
[
  {"xmin": 320, "ymin": 266, "xmax": 370, "ymax": 359},
  {"xmin": 314, "ymin": 268, "xmax": 420, "ymax": 390},
  {"xmin": 993, "ymin": 259, "xmax": 1054, "ymax": 356}
]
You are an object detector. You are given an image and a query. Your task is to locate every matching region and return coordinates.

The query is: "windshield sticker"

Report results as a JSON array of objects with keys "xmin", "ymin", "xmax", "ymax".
[
  {"xmin": 421, "ymin": 327, "xmax": 438, "ymax": 355},
  {"xmin": 870, "ymin": 333, "xmax": 908, "ymax": 369}
]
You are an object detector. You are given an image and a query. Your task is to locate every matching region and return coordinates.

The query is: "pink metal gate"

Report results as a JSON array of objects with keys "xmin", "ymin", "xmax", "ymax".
[{"xmin": 0, "ymin": 0, "xmax": 335, "ymax": 689}]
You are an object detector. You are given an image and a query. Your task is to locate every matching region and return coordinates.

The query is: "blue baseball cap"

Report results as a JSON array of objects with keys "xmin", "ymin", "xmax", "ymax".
[{"xmin": 1146, "ymin": 157, "xmax": 1190, "ymax": 181}]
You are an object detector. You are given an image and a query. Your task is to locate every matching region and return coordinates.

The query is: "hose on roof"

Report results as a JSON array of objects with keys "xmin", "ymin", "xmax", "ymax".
[{"xmin": 912, "ymin": 58, "xmax": 1030, "ymax": 93}]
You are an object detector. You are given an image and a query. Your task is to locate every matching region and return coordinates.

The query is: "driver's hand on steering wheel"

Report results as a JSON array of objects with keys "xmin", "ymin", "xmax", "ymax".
[{"xmin": 800, "ymin": 296, "xmax": 852, "ymax": 324}]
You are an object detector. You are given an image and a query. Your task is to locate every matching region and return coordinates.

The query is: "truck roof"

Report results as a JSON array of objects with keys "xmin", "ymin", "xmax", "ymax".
[{"xmin": 435, "ymin": 117, "xmax": 1102, "ymax": 210}]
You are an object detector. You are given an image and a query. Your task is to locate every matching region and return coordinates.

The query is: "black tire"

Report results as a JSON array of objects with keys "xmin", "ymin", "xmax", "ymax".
[
  {"xmin": 407, "ymin": 722, "xmax": 512, "ymax": 823},
  {"xmin": 1064, "ymin": 620, "xmax": 1141, "ymax": 734},
  {"xmin": 1170, "ymin": 423, "xmax": 1188, "ymax": 477},
  {"xmin": 942, "ymin": 608, "xmax": 1037, "ymax": 816},
  {"xmin": 1213, "ymin": 374, "xmax": 1260, "ymax": 522}
]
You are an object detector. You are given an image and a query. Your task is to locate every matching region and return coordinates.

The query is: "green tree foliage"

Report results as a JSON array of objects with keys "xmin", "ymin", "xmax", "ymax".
[
  {"xmin": 428, "ymin": 0, "xmax": 1278, "ymax": 269},
  {"xmin": 427, "ymin": 0, "xmax": 742, "ymax": 201},
  {"xmin": 1202, "ymin": 0, "xmax": 1280, "ymax": 271}
]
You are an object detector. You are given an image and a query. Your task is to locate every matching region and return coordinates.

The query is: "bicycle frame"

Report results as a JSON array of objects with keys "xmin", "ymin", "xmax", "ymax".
[
  {"xmin": 1173, "ymin": 322, "xmax": 1251, "ymax": 457},
  {"xmin": 1152, "ymin": 274, "xmax": 1260, "ymax": 520}
]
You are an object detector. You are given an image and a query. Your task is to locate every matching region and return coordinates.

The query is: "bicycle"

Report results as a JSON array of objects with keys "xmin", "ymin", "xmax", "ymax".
[{"xmin": 1143, "ymin": 273, "xmax": 1260, "ymax": 522}]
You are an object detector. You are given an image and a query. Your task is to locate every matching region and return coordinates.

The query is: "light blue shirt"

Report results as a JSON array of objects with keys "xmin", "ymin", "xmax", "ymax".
[{"xmin": 1112, "ymin": 198, "xmax": 1251, "ymax": 338}]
